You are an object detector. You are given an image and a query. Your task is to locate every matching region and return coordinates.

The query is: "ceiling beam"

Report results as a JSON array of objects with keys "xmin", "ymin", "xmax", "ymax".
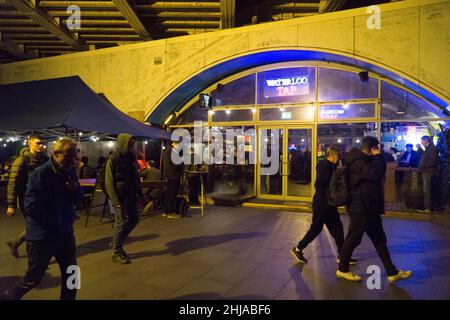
[
  {"xmin": 112, "ymin": 0, "xmax": 151, "ymax": 40},
  {"xmin": 0, "ymin": 31, "xmax": 36, "ymax": 59},
  {"xmin": 319, "ymin": 0, "xmax": 346, "ymax": 13},
  {"xmin": 161, "ymin": 20, "xmax": 220, "ymax": 27},
  {"xmin": 1, "ymin": 0, "xmax": 87, "ymax": 50},
  {"xmin": 61, "ymin": 19, "xmax": 129, "ymax": 26},
  {"xmin": 0, "ymin": 26, "xmax": 46, "ymax": 31},
  {"xmin": 273, "ymin": 3, "xmax": 320, "ymax": 10},
  {"xmin": 80, "ymin": 34, "xmax": 140, "ymax": 39},
  {"xmin": 47, "ymin": 10, "xmax": 123, "ymax": 17},
  {"xmin": 220, "ymin": 0, "xmax": 235, "ymax": 29},
  {"xmin": 38, "ymin": 1, "xmax": 116, "ymax": 9},
  {"xmin": 0, "ymin": 18, "xmax": 36, "ymax": 24},
  {"xmin": 75, "ymin": 27, "xmax": 134, "ymax": 33},
  {"xmin": 166, "ymin": 28, "xmax": 215, "ymax": 34},
  {"xmin": 138, "ymin": 11, "xmax": 221, "ymax": 19},
  {"xmin": 5, "ymin": 33, "xmax": 58, "ymax": 39},
  {"xmin": 136, "ymin": 2, "xmax": 221, "ymax": 11}
]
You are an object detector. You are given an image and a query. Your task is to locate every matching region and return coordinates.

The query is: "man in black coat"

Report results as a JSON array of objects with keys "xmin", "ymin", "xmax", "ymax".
[
  {"xmin": 291, "ymin": 147, "xmax": 356, "ymax": 264},
  {"xmin": 418, "ymin": 135, "xmax": 439, "ymax": 213},
  {"xmin": 336, "ymin": 136, "xmax": 412, "ymax": 283},
  {"xmin": 162, "ymin": 140, "xmax": 184, "ymax": 217},
  {"xmin": 5, "ymin": 134, "xmax": 48, "ymax": 258}
]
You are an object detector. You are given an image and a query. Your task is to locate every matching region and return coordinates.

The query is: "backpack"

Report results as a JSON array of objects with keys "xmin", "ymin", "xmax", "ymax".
[
  {"xmin": 175, "ymin": 195, "xmax": 189, "ymax": 217},
  {"xmin": 327, "ymin": 166, "xmax": 351, "ymax": 207},
  {"xmin": 174, "ymin": 174, "xmax": 189, "ymax": 216}
]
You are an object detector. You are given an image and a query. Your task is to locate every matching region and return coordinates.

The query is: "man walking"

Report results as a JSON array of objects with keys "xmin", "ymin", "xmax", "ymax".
[
  {"xmin": 336, "ymin": 136, "xmax": 412, "ymax": 283},
  {"xmin": 6, "ymin": 134, "xmax": 48, "ymax": 258},
  {"xmin": 1, "ymin": 138, "xmax": 82, "ymax": 300},
  {"xmin": 290, "ymin": 147, "xmax": 356, "ymax": 265},
  {"xmin": 418, "ymin": 135, "xmax": 439, "ymax": 213},
  {"xmin": 105, "ymin": 133, "xmax": 142, "ymax": 264}
]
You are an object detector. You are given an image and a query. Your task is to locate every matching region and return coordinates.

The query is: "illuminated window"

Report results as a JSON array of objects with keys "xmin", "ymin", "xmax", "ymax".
[
  {"xmin": 381, "ymin": 82, "xmax": 443, "ymax": 120},
  {"xmin": 258, "ymin": 67, "xmax": 316, "ymax": 104},
  {"xmin": 259, "ymin": 106, "xmax": 314, "ymax": 121},
  {"xmin": 211, "ymin": 109, "xmax": 254, "ymax": 122},
  {"xmin": 211, "ymin": 74, "xmax": 256, "ymax": 106},
  {"xmin": 319, "ymin": 103, "xmax": 375, "ymax": 120},
  {"xmin": 318, "ymin": 68, "xmax": 378, "ymax": 101}
]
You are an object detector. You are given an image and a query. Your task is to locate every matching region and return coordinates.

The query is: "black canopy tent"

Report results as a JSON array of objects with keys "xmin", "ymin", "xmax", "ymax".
[{"xmin": 0, "ymin": 76, "xmax": 170, "ymax": 141}]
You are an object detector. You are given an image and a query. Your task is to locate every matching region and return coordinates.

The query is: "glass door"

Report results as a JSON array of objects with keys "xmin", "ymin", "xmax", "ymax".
[
  {"xmin": 258, "ymin": 127, "xmax": 283, "ymax": 199},
  {"xmin": 257, "ymin": 126, "xmax": 314, "ymax": 201},
  {"xmin": 285, "ymin": 127, "xmax": 313, "ymax": 200}
]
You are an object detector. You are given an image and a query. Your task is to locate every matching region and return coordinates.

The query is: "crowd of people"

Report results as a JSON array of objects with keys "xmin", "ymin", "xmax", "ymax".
[{"xmin": 0, "ymin": 132, "xmax": 442, "ymax": 299}]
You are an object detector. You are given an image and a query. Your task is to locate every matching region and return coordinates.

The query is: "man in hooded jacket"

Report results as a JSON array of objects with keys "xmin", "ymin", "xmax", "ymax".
[
  {"xmin": 105, "ymin": 133, "xmax": 142, "ymax": 264},
  {"xmin": 336, "ymin": 136, "xmax": 412, "ymax": 284}
]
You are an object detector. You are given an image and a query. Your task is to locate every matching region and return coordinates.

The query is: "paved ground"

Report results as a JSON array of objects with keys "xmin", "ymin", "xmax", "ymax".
[{"xmin": 0, "ymin": 206, "xmax": 449, "ymax": 300}]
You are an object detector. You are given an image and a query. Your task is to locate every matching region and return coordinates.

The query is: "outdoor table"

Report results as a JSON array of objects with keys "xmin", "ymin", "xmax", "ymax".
[{"xmin": 79, "ymin": 179, "xmax": 96, "ymax": 187}]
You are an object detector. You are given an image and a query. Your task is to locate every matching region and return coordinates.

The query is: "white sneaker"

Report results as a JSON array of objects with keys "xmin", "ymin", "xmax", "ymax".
[
  {"xmin": 336, "ymin": 270, "xmax": 362, "ymax": 282},
  {"xmin": 388, "ymin": 270, "xmax": 412, "ymax": 284}
]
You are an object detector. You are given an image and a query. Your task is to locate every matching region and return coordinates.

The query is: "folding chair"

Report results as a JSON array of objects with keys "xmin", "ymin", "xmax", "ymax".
[{"xmin": 84, "ymin": 180, "xmax": 112, "ymax": 227}]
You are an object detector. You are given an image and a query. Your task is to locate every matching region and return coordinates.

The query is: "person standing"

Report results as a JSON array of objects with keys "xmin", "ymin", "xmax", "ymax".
[
  {"xmin": 290, "ymin": 147, "xmax": 357, "ymax": 265},
  {"xmin": 5, "ymin": 134, "xmax": 48, "ymax": 258},
  {"xmin": 1, "ymin": 138, "xmax": 82, "ymax": 300},
  {"xmin": 336, "ymin": 136, "xmax": 412, "ymax": 283},
  {"xmin": 162, "ymin": 140, "xmax": 183, "ymax": 217},
  {"xmin": 417, "ymin": 136, "xmax": 439, "ymax": 213},
  {"xmin": 105, "ymin": 133, "xmax": 142, "ymax": 264}
]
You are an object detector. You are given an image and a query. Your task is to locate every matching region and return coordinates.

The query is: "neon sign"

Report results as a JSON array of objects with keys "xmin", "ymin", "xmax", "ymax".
[
  {"xmin": 264, "ymin": 75, "xmax": 310, "ymax": 97},
  {"xmin": 265, "ymin": 77, "xmax": 309, "ymax": 87}
]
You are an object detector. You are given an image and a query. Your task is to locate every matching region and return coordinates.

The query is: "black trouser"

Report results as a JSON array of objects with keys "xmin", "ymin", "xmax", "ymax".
[
  {"xmin": 188, "ymin": 175, "xmax": 200, "ymax": 204},
  {"xmin": 338, "ymin": 214, "xmax": 398, "ymax": 276},
  {"xmin": 164, "ymin": 177, "xmax": 180, "ymax": 213},
  {"xmin": 297, "ymin": 206, "xmax": 344, "ymax": 255},
  {"xmin": 112, "ymin": 195, "xmax": 140, "ymax": 254},
  {"xmin": 6, "ymin": 236, "xmax": 77, "ymax": 300}
]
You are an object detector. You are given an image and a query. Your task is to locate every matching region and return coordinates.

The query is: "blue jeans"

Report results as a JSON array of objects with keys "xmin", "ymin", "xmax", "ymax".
[{"xmin": 112, "ymin": 196, "xmax": 140, "ymax": 254}]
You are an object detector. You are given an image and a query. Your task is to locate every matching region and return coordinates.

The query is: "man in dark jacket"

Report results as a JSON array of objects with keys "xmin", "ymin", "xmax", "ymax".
[
  {"xmin": 336, "ymin": 136, "xmax": 412, "ymax": 284},
  {"xmin": 1, "ymin": 138, "xmax": 82, "ymax": 300},
  {"xmin": 105, "ymin": 133, "xmax": 142, "ymax": 264},
  {"xmin": 418, "ymin": 136, "xmax": 439, "ymax": 213},
  {"xmin": 291, "ymin": 147, "xmax": 357, "ymax": 265},
  {"xmin": 162, "ymin": 140, "xmax": 184, "ymax": 217},
  {"xmin": 5, "ymin": 134, "xmax": 48, "ymax": 258}
]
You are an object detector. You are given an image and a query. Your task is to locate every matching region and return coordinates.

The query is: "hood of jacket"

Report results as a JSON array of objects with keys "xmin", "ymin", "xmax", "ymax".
[
  {"xmin": 116, "ymin": 133, "xmax": 134, "ymax": 155},
  {"xmin": 19, "ymin": 147, "xmax": 46, "ymax": 160},
  {"xmin": 343, "ymin": 148, "xmax": 371, "ymax": 166},
  {"xmin": 19, "ymin": 147, "xmax": 30, "ymax": 157}
]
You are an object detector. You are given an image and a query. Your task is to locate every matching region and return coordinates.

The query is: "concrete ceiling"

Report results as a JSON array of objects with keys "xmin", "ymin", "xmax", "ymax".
[{"xmin": 0, "ymin": 0, "xmax": 349, "ymax": 64}]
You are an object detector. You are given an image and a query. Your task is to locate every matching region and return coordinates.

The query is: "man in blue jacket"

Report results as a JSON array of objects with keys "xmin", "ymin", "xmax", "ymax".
[{"xmin": 1, "ymin": 138, "xmax": 82, "ymax": 300}]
